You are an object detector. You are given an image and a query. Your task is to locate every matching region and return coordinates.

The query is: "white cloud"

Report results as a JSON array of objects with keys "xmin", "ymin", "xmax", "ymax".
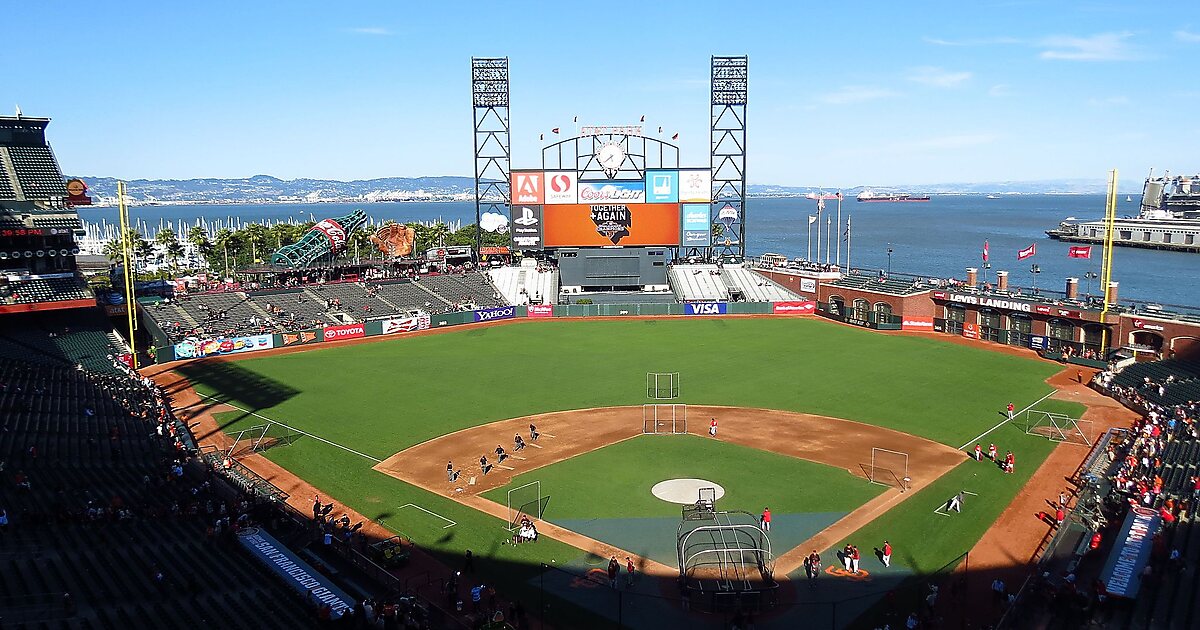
[
  {"xmin": 1037, "ymin": 32, "xmax": 1140, "ymax": 61},
  {"xmin": 1176, "ymin": 30, "xmax": 1200, "ymax": 43},
  {"xmin": 905, "ymin": 66, "xmax": 972, "ymax": 87},
  {"xmin": 345, "ymin": 27, "xmax": 392, "ymax": 36},
  {"xmin": 817, "ymin": 86, "xmax": 899, "ymax": 105},
  {"xmin": 923, "ymin": 36, "xmax": 1023, "ymax": 47},
  {"xmin": 988, "ymin": 84, "xmax": 1011, "ymax": 97}
]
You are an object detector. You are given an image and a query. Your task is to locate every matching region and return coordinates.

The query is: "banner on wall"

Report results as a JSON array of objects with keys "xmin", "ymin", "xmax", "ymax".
[
  {"xmin": 901, "ymin": 316, "xmax": 935, "ymax": 331},
  {"xmin": 237, "ymin": 528, "xmax": 353, "ymax": 619},
  {"xmin": 773, "ymin": 301, "xmax": 816, "ymax": 315},
  {"xmin": 681, "ymin": 203, "xmax": 711, "ymax": 247},
  {"xmin": 280, "ymin": 328, "xmax": 323, "ymax": 346},
  {"xmin": 1100, "ymin": 506, "xmax": 1161, "ymax": 599},
  {"xmin": 526, "ymin": 304, "xmax": 554, "ymax": 318},
  {"xmin": 173, "ymin": 334, "xmax": 274, "ymax": 359},
  {"xmin": 474, "ymin": 305, "xmax": 517, "ymax": 322},
  {"xmin": 323, "ymin": 323, "xmax": 365, "ymax": 341},
  {"xmin": 685, "ymin": 302, "xmax": 727, "ymax": 315},
  {"xmin": 381, "ymin": 314, "xmax": 431, "ymax": 335},
  {"xmin": 963, "ymin": 322, "xmax": 979, "ymax": 339}
]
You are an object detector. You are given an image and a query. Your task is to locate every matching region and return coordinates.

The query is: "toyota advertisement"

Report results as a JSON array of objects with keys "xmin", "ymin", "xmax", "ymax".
[
  {"xmin": 323, "ymin": 323, "xmax": 365, "ymax": 341},
  {"xmin": 542, "ymin": 203, "xmax": 681, "ymax": 247}
]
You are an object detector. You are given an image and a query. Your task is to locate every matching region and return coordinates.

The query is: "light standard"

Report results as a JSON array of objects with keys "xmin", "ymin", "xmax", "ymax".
[
  {"xmin": 1030, "ymin": 264, "xmax": 1041, "ymax": 293},
  {"xmin": 886, "ymin": 244, "xmax": 893, "ymax": 277},
  {"xmin": 1084, "ymin": 271, "xmax": 1099, "ymax": 300}
]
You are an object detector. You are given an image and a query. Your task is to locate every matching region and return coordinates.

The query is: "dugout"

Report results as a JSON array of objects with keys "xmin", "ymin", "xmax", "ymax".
[{"xmin": 556, "ymin": 247, "xmax": 669, "ymax": 293}]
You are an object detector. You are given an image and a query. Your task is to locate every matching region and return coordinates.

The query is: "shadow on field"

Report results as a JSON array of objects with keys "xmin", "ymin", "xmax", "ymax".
[{"xmin": 174, "ymin": 359, "xmax": 301, "ymax": 440}]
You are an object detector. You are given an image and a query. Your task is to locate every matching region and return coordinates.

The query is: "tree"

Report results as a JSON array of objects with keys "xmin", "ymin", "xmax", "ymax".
[
  {"xmin": 165, "ymin": 240, "xmax": 186, "ymax": 271},
  {"xmin": 213, "ymin": 228, "xmax": 237, "ymax": 277},
  {"xmin": 187, "ymin": 226, "xmax": 213, "ymax": 259},
  {"xmin": 242, "ymin": 223, "xmax": 270, "ymax": 264}
]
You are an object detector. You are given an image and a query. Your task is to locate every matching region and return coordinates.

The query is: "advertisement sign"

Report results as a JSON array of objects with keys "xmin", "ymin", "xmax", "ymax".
[
  {"xmin": 1029, "ymin": 335, "xmax": 1048, "ymax": 350},
  {"xmin": 1100, "ymin": 506, "xmax": 1161, "ymax": 599},
  {"xmin": 681, "ymin": 204, "xmax": 711, "ymax": 247},
  {"xmin": 901, "ymin": 316, "xmax": 936, "ymax": 331},
  {"xmin": 1132, "ymin": 319, "xmax": 1165, "ymax": 332},
  {"xmin": 800, "ymin": 278, "xmax": 818, "ymax": 293},
  {"xmin": 685, "ymin": 302, "xmax": 727, "ymax": 315},
  {"xmin": 544, "ymin": 171, "xmax": 577, "ymax": 204},
  {"xmin": 963, "ymin": 322, "xmax": 979, "ymax": 339},
  {"xmin": 511, "ymin": 171, "xmax": 544, "ymax": 204},
  {"xmin": 645, "ymin": 170, "xmax": 679, "ymax": 203},
  {"xmin": 381, "ymin": 314, "xmax": 430, "ymax": 335},
  {"xmin": 474, "ymin": 305, "xmax": 517, "ymax": 322},
  {"xmin": 773, "ymin": 301, "xmax": 816, "ymax": 315},
  {"xmin": 323, "ymin": 323, "xmax": 365, "ymax": 341},
  {"xmin": 577, "ymin": 181, "xmax": 646, "ymax": 203},
  {"xmin": 678, "ymin": 169, "xmax": 712, "ymax": 203},
  {"xmin": 173, "ymin": 334, "xmax": 274, "ymax": 359},
  {"xmin": 935, "ymin": 291, "xmax": 1084, "ymax": 319},
  {"xmin": 542, "ymin": 203, "xmax": 680, "ymax": 247},
  {"xmin": 527, "ymin": 304, "xmax": 554, "ymax": 318},
  {"xmin": 510, "ymin": 205, "xmax": 544, "ymax": 250},
  {"xmin": 237, "ymin": 528, "xmax": 353, "ymax": 619},
  {"xmin": 280, "ymin": 328, "xmax": 323, "ymax": 346}
]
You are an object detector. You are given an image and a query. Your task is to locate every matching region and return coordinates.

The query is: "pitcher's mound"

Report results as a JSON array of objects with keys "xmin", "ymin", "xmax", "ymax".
[{"xmin": 651, "ymin": 479, "xmax": 726, "ymax": 504}]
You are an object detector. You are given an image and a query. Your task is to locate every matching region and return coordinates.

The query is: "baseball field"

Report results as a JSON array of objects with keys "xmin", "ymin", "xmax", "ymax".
[{"xmin": 177, "ymin": 317, "xmax": 1085, "ymax": 628}]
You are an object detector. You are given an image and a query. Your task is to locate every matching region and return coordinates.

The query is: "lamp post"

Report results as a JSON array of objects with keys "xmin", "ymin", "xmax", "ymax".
[
  {"xmin": 1030, "ymin": 264, "xmax": 1041, "ymax": 293},
  {"xmin": 1084, "ymin": 271, "xmax": 1099, "ymax": 300},
  {"xmin": 886, "ymin": 245, "xmax": 893, "ymax": 277},
  {"xmin": 982, "ymin": 262, "xmax": 992, "ymax": 289}
]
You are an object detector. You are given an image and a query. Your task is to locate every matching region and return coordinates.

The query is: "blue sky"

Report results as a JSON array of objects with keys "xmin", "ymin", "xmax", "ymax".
[{"xmin": 4, "ymin": 0, "xmax": 1197, "ymax": 186}]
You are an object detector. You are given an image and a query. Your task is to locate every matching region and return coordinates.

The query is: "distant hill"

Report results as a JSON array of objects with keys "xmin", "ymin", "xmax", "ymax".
[{"xmin": 69, "ymin": 174, "xmax": 1140, "ymax": 204}]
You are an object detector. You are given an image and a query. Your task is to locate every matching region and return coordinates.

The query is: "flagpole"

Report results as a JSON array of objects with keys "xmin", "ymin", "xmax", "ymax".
[
  {"xmin": 846, "ymin": 215, "xmax": 852, "ymax": 271},
  {"xmin": 835, "ymin": 193, "xmax": 842, "ymax": 267},
  {"xmin": 815, "ymin": 201, "xmax": 822, "ymax": 263},
  {"xmin": 826, "ymin": 216, "xmax": 832, "ymax": 265},
  {"xmin": 807, "ymin": 216, "xmax": 812, "ymax": 261}
]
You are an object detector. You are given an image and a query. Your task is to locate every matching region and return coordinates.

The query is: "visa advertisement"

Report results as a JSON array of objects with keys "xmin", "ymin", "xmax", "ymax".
[
  {"xmin": 685, "ymin": 302, "xmax": 727, "ymax": 315},
  {"xmin": 681, "ymin": 203, "xmax": 711, "ymax": 247},
  {"xmin": 645, "ymin": 170, "xmax": 679, "ymax": 203},
  {"xmin": 542, "ymin": 203, "xmax": 681, "ymax": 247}
]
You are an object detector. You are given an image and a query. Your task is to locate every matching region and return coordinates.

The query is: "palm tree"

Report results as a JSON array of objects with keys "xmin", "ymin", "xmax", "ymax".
[
  {"xmin": 428, "ymin": 222, "xmax": 450, "ymax": 248},
  {"xmin": 347, "ymin": 227, "xmax": 372, "ymax": 261},
  {"xmin": 241, "ymin": 223, "xmax": 270, "ymax": 264},
  {"xmin": 165, "ymin": 240, "xmax": 186, "ymax": 271},
  {"xmin": 102, "ymin": 238, "xmax": 124, "ymax": 263},
  {"xmin": 213, "ymin": 228, "xmax": 236, "ymax": 277},
  {"xmin": 187, "ymin": 226, "xmax": 213, "ymax": 265}
]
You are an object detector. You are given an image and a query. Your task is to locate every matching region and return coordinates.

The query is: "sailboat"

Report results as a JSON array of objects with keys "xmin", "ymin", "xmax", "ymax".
[{"xmin": 1126, "ymin": 195, "xmax": 1133, "ymax": 202}]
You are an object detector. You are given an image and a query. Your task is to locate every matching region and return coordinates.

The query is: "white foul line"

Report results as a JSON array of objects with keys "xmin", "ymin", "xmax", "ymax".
[
  {"xmin": 957, "ymin": 390, "xmax": 1057, "ymax": 452},
  {"xmin": 398, "ymin": 503, "xmax": 456, "ymax": 528},
  {"xmin": 196, "ymin": 392, "xmax": 382, "ymax": 463}
]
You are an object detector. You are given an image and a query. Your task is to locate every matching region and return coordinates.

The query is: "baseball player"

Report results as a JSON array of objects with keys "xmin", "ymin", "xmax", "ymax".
[
  {"xmin": 479, "ymin": 455, "xmax": 489, "ymax": 474},
  {"xmin": 529, "ymin": 423, "xmax": 539, "ymax": 441},
  {"xmin": 950, "ymin": 491, "xmax": 964, "ymax": 513},
  {"xmin": 973, "ymin": 444, "xmax": 983, "ymax": 461},
  {"xmin": 760, "ymin": 507, "xmax": 771, "ymax": 532},
  {"xmin": 842, "ymin": 544, "xmax": 853, "ymax": 571},
  {"xmin": 805, "ymin": 550, "xmax": 821, "ymax": 585},
  {"xmin": 1007, "ymin": 402, "xmax": 1015, "ymax": 421},
  {"xmin": 988, "ymin": 443, "xmax": 997, "ymax": 461},
  {"xmin": 607, "ymin": 557, "xmax": 619, "ymax": 588},
  {"xmin": 709, "ymin": 417, "xmax": 718, "ymax": 437},
  {"xmin": 495, "ymin": 445, "xmax": 507, "ymax": 463},
  {"xmin": 514, "ymin": 434, "xmax": 525, "ymax": 451},
  {"xmin": 882, "ymin": 540, "xmax": 892, "ymax": 567},
  {"xmin": 626, "ymin": 556, "xmax": 635, "ymax": 587},
  {"xmin": 851, "ymin": 545, "xmax": 861, "ymax": 574},
  {"xmin": 447, "ymin": 460, "xmax": 454, "ymax": 482},
  {"xmin": 1005, "ymin": 451, "xmax": 1015, "ymax": 474}
]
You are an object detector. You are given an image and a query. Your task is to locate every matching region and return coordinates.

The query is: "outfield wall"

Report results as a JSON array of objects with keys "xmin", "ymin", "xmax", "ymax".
[{"xmin": 145, "ymin": 300, "xmax": 816, "ymax": 363}]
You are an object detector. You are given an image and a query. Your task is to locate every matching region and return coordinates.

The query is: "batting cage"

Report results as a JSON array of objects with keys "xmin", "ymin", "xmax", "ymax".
[
  {"xmin": 226, "ymin": 421, "xmax": 300, "ymax": 458},
  {"xmin": 866, "ymin": 447, "xmax": 910, "ymax": 491},
  {"xmin": 677, "ymin": 500, "xmax": 777, "ymax": 613},
  {"xmin": 643, "ymin": 404, "xmax": 688, "ymax": 434},
  {"xmin": 506, "ymin": 481, "xmax": 547, "ymax": 531},
  {"xmin": 646, "ymin": 372, "xmax": 681, "ymax": 400}
]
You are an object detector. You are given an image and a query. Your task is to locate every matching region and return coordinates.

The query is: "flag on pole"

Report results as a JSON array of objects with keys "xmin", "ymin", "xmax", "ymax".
[
  {"xmin": 1068, "ymin": 245, "xmax": 1092, "ymax": 259},
  {"xmin": 539, "ymin": 133, "xmax": 543, "ymax": 141},
  {"xmin": 573, "ymin": 116, "xmax": 578, "ymax": 123},
  {"xmin": 808, "ymin": 215, "xmax": 817, "ymax": 224},
  {"xmin": 836, "ymin": 191, "xmax": 843, "ymax": 199},
  {"xmin": 657, "ymin": 126, "xmax": 663, "ymax": 133},
  {"xmin": 551, "ymin": 128, "xmax": 559, "ymax": 134},
  {"xmin": 639, "ymin": 115, "xmax": 645, "ymax": 122},
  {"xmin": 983, "ymin": 240, "xmax": 989, "ymax": 262},
  {"xmin": 1017, "ymin": 243, "xmax": 1037, "ymax": 260},
  {"xmin": 671, "ymin": 133, "xmax": 679, "ymax": 140}
]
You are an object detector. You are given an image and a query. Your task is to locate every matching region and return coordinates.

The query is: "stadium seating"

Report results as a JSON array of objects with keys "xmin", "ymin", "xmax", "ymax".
[
  {"xmin": 0, "ymin": 157, "xmax": 16, "ymax": 200},
  {"xmin": 721, "ymin": 265, "xmax": 799, "ymax": 302},
  {"xmin": 669, "ymin": 264, "xmax": 730, "ymax": 301},
  {"xmin": 488, "ymin": 265, "xmax": 558, "ymax": 305},
  {"xmin": 825, "ymin": 272, "xmax": 925, "ymax": 296},
  {"xmin": 0, "ymin": 309, "xmax": 127, "ymax": 373},
  {"xmin": 417, "ymin": 273, "xmax": 505, "ymax": 310},
  {"xmin": 5, "ymin": 146, "xmax": 69, "ymax": 199},
  {"xmin": 373, "ymin": 278, "xmax": 443, "ymax": 313},
  {"xmin": 3, "ymin": 277, "xmax": 91, "ymax": 304},
  {"xmin": 305, "ymin": 282, "xmax": 391, "ymax": 317}
]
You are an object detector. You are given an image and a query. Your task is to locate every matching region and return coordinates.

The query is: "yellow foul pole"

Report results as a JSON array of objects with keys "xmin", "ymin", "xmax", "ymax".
[
  {"xmin": 1098, "ymin": 169, "xmax": 1118, "ymax": 353},
  {"xmin": 117, "ymin": 181, "xmax": 139, "ymax": 370}
]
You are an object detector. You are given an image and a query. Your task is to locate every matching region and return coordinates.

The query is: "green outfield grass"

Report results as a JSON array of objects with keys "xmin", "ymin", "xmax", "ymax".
[
  {"xmin": 482, "ymin": 434, "xmax": 882, "ymax": 520},
  {"xmin": 180, "ymin": 317, "xmax": 1085, "ymax": 627}
]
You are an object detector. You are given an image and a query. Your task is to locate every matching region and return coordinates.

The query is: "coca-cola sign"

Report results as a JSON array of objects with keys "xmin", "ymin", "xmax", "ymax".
[
  {"xmin": 577, "ymin": 181, "xmax": 645, "ymax": 203},
  {"xmin": 312, "ymin": 219, "xmax": 348, "ymax": 252}
]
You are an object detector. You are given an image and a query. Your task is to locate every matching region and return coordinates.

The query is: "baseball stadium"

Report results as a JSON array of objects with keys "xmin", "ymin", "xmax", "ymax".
[{"xmin": 3, "ymin": 54, "xmax": 1199, "ymax": 630}]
